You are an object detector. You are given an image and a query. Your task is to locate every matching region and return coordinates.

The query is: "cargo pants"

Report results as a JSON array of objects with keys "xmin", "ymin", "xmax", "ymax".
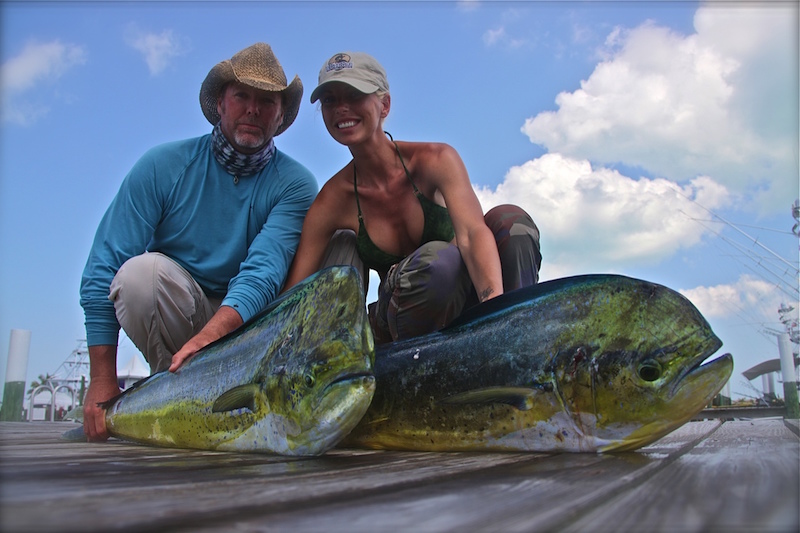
[{"xmin": 321, "ymin": 204, "xmax": 542, "ymax": 344}]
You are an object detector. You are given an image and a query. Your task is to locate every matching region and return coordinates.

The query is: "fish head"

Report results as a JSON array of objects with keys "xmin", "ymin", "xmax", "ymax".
[
  {"xmin": 258, "ymin": 266, "xmax": 376, "ymax": 455},
  {"xmin": 551, "ymin": 276, "xmax": 733, "ymax": 452}
]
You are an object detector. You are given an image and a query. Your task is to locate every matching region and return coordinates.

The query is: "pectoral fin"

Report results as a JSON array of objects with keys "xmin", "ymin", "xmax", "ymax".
[
  {"xmin": 212, "ymin": 384, "xmax": 262, "ymax": 413},
  {"xmin": 439, "ymin": 387, "xmax": 541, "ymax": 411}
]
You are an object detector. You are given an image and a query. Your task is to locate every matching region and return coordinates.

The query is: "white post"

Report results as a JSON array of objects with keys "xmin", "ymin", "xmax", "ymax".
[
  {"xmin": 1, "ymin": 329, "xmax": 32, "ymax": 421},
  {"xmin": 778, "ymin": 333, "xmax": 799, "ymax": 419},
  {"xmin": 762, "ymin": 374, "xmax": 775, "ymax": 399}
]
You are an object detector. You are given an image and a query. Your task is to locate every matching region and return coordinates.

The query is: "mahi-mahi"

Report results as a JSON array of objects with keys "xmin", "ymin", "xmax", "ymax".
[{"xmin": 342, "ymin": 274, "xmax": 732, "ymax": 453}]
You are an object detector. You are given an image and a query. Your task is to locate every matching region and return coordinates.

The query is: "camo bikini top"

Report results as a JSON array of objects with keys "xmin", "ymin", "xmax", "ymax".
[{"xmin": 354, "ymin": 137, "xmax": 455, "ymax": 274}]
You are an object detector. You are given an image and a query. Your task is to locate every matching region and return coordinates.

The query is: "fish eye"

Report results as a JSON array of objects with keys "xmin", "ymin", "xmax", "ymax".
[
  {"xmin": 304, "ymin": 372, "xmax": 315, "ymax": 388},
  {"xmin": 637, "ymin": 360, "xmax": 662, "ymax": 382}
]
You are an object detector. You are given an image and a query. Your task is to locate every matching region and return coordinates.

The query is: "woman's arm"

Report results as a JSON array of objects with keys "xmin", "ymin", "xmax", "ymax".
[
  {"xmin": 281, "ymin": 180, "xmax": 351, "ymax": 292},
  {"xmin": 423, "ymin": 143, "xmax": 503, "ymax": 302}
]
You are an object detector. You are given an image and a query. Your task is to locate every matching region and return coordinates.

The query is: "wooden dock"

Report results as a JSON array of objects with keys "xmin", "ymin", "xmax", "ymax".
[{"xmin": 1, "ymin": 419, "xmax": 797, "ymax": 532}]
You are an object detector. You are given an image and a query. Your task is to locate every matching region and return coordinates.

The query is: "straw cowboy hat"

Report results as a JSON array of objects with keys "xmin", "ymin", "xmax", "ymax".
[{"xmin": 199, "ymin": 43, "xmax": 303, "ymax": 136}]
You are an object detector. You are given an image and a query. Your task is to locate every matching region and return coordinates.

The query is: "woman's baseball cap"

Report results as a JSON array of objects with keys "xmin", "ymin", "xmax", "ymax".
[{"xmin": 310, "ymin": 52, "xmax": 389, "ymax": 103}]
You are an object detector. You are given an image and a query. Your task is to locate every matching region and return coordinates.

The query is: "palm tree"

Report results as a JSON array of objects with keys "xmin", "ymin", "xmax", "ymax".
[{"xmin": 26, "ymin": 373, "xmax": 56, "ymax": 398}]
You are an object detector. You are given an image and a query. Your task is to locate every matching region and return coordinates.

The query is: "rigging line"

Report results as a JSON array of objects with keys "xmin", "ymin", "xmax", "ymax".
[
  {"xmin": 680, "ymin": 208, "xmax": 797, "ymax": 283},
  {"xmin": 669, "ymin": 184, "xmax": 798, "ymax": 275},
  {"xmin": 682, "ymin": 240, "xmax": 790, "ymax": 339},
  {"xmin": 713, "ymin": 234, "xmax": 799, "ymax": 296},
  {"xmin": 687, "ymin": 218, "xmax": 796, "ymax": 236},
  {"xmin": 712, "ymin": 245, "xmax": 798, "ymax": 302},
  {"xmin": 685, "ymin": 213, "xmax": 799, "ymax": 299}
]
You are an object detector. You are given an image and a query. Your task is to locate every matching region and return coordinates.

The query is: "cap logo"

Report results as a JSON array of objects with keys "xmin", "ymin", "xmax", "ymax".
[{"xmin": 325, "ymin": 53, "xmax": 353, "ymax": 73}]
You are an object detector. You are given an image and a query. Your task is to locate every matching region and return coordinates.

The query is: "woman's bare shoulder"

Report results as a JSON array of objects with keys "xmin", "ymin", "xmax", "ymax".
[
  {"xmin": 317, "ymin": 164, "xmax": 354, "ymax": 199},
  {"xmin": 309, "ymin": 165, "xmax": 358, "ymax": 229},
  {"xmin": 396, "ymin": 140, "xmax": 459, "ymax": 168}
]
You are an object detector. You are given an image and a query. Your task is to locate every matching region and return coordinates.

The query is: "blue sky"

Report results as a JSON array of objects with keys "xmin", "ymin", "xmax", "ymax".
[{"xmin": 1, "ymin": 1, "xmax": 797, "ymax": 402}]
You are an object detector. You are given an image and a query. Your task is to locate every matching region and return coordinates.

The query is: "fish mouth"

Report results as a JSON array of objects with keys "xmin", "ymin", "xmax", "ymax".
[
  {"xmin": 672, "ymin": 351, "xmax": 733, "ymax": 403},
  {"xmin": 600, "ymin": 347, "xmax": 732, "ymax": 453},
  {"xmin": 299, "ymin": 371, "xmax": 375, "ymax": 454},
  {"xmin": 670, "ymin": 335, "xmax": 729, "ymax": 400},
  {"xmin": 326, "ymin": 371, "xmax": 375, "ymax": 390},
  {"xmin": 600, "ymin": 352, "xmax": 733, "ymax": 453},
  {"xmin": 667, "ymin": 329, "xmax": 731, "ymax": 414}
]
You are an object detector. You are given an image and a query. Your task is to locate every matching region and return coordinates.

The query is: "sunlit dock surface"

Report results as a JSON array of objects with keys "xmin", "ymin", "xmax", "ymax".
[{"xmin": 1, "ymin": 419, "xmax": 797, "ymax": 532}]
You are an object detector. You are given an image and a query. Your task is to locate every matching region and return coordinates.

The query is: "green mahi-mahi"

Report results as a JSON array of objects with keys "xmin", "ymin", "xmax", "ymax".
[
  {"xmin": 342, "ymin": 274, "xmax": 733, "ymax": 453},
  {"xmin": 100, "ymin": 266, "xmax": 375, "ymax": 456}
]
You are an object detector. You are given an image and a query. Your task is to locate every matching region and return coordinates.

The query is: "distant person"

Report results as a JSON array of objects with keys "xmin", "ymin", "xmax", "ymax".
[
  {"xmin": 80, "ymin": 43, "xmax": 317, "ymax": 441},
  {"xmin": 282, "ymin": 51, "xmax": 541, "ymax": 343}
]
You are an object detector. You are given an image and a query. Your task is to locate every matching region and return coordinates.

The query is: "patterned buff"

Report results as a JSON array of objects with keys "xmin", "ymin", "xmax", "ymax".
[{"xmin": 211, "ymin": 123, "xmax": 275, "ymax": 178}]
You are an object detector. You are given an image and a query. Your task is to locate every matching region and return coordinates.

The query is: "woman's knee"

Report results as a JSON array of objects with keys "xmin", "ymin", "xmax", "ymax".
[
  {"xmin": 320, "ymin": 230, "xmax": 367, "ymax": 289},
  {"xmin": 384, "ymin": 242, "xmax": 471, "ymax": 339},
  {"xmin": 393, "ymin": 242, "xmax": 467, "ymax": 296},
  {"xmin": 485, "ymin": 205, "xmax": 538, "ymax": 237},
  {"xmin": 484, "ymin": 204, "xmax": 542, "ymax": 289}
]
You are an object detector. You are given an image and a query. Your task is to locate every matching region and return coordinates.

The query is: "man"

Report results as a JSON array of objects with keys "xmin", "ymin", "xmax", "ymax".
[{"xmin": 79, "ymin": 43, "xmax": 317, "ymax": 441}]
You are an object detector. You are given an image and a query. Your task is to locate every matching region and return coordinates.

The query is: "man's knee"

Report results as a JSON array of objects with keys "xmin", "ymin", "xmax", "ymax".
[
  {"xmin": 109, "ymin": 253, "xmax": 210, "ymax": 368},
  {"xmin": 110, "ymin": 253, "xmax": 161, "ymax": 308}
]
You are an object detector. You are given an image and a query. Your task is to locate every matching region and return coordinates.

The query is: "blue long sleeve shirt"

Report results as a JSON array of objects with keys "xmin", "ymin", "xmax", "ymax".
[{"xmin": 80, "ymin": 134, "xmax": 317, "ymax": 347}]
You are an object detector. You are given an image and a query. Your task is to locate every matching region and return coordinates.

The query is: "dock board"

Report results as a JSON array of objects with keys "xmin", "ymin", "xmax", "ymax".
[{"xmin": 1, "ymin": 419, "xmax": 797, "ymax": 532}]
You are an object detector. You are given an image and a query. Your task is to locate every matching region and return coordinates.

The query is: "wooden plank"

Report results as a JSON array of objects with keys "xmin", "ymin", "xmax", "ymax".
[
  {"xmin": 161, "ymin": 422, "xmax": 728, "ymax": 532},
  {"xmin": 563, "ymin": 419, "xmax": 800, "ymax": 533},
  {"xmin": 692, "ymin": 406, "xmax": 786, "ymax": 420},
  {"xmin": 0, "ymin": 420, "xmax": 795, "ymax": 533},
  {"xmin": 0, "ymin": 423, "xmax": 548, "ymax": 532}
]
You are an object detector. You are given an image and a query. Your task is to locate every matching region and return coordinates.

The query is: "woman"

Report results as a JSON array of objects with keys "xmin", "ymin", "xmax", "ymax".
[{"xmin": 283, "ymin": 52, "xmax": 541, "ymax": 343}]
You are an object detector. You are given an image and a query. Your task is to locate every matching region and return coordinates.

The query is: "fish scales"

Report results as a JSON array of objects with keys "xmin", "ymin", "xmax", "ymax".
[
  {"xmin": 103, "ymin": 266, "xmax": 376, "ymax": 456},
  {"xmin": 342, "ymin": 274, "xmax": 733, "ymax": 453}
]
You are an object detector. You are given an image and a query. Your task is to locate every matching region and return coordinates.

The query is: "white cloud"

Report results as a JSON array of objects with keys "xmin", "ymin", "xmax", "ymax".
[
  {"xmin": 474, "ymin": 152, "xmax": 731, "ymax": 278},
  {"xmin": 0, "ymin": 40, "xmax": 87, "ymax": 125},
  {"xmin": 482, "ymin": 20, "xmax": 528, "ymax": 49},
  {"xmin": 1, "ymin": 41, "xmax": 86, "ymax": 94},
  {"xmin": 457, "ymin": 0, "xmax": 480, "ymax": 12},
  {"xmin": 680, "ymin": 274, "xmax": 788, "ymax": 328},
  {"xmin": 2, "ymin": 102, "xmax": 50, "ymax": 127},
  {"xmin": 483, "ymin": 27, "xmax": 507, "ymax": 46},
  {"xmin": 521, "ymin": 5, "xmax": 798, "ymax": 214},
  {"xmin": 124, "ymin": 26, "xmax": 188, "ymax": 75}
]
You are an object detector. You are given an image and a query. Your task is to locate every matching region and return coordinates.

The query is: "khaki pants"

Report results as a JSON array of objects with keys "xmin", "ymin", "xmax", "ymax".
[{"xmin": 109, "ymin": 252, "xmax": 221, "ymax": 373}]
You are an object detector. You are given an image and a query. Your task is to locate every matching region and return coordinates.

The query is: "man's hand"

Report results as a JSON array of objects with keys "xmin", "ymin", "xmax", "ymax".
[
  {"xmin": 84, "ymin": 345, "xmax": 120, "ymax": 442},
  {"xmin": 169, "ymin": 305, "xmax": 243, "ymax": 372}
]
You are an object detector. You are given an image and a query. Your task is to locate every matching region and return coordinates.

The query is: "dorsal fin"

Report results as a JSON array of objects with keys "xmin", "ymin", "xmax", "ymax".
[{"xmin": 443, "ymin": 274, "xmax": 631, "ymax": 331}]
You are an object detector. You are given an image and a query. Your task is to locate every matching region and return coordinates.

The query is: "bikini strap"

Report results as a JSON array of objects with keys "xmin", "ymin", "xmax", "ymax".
[
  {"xmin": 385, "ymin": 131, "xmax": 420, "ymax": 194},
  {"xmin": 354, "ymin": 133, "xmax": 418, "ymax": 223},
  {"xmin": 353, "ymin": 164, "xmax": 364, "ymax": 224}
]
